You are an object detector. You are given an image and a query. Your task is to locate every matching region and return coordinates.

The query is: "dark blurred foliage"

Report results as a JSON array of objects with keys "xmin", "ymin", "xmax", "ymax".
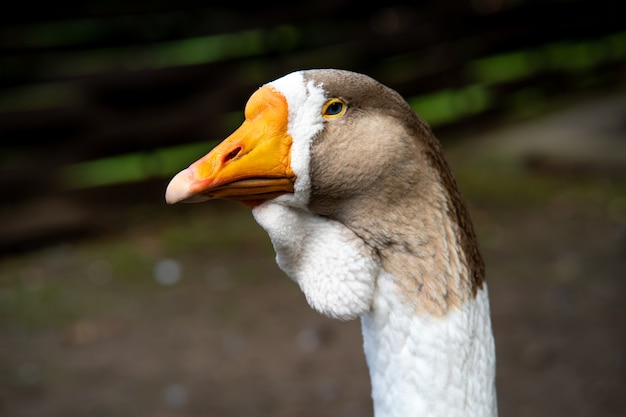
[{"xmin": 0, "ymin": 0, "xmax": 624, "ymax": 252}]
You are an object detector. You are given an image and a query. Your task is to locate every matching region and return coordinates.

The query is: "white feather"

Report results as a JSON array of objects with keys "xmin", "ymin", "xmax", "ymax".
[
  {"xmin": 362, "ymin": 278, "xmax": 497, "ymax": 417},
  {"xmin": 253, "ymin": 202, "xmax": 378, "ymax": 320},
  {"xmin": 268, "ymin": 72, "xmax": 326, "ymax": 209}
]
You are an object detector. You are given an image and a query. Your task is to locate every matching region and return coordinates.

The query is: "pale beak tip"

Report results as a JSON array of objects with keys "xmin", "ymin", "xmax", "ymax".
[{"xmin": 165, "ymin": 168, "xmax": 194, "ymax": 204}]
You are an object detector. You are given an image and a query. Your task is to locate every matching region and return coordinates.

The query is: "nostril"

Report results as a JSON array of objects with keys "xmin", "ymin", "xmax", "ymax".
[{"xmin": 224, "ymin": 147, "xmax": 241, "ymax": 163}]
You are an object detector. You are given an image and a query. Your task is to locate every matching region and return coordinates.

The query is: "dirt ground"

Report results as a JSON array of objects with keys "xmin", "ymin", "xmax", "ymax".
[{"xmin": 1, "ymin": 94, "xmax": 625, "ymax": 417}]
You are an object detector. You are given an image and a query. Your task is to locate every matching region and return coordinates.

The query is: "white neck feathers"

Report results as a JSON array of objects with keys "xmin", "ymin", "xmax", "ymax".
[
  {"xmin": 253, "ymin": 201, "xmax": 498, "ymax": 417},
  {"xmin": 362, "ymin": 276, "xmax": 497, "ymax": 417}
]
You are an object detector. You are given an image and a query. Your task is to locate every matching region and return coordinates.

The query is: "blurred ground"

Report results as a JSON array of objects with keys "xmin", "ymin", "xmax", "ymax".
[{"xmin": 0, "ymin": 92, "xmax": 625, "ymax": 417}]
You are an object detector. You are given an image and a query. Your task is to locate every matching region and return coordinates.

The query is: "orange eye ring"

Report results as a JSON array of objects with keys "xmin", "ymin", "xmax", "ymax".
[{"xmin": 322, "ymin": 99, "xmax": 346, "ymax": 118}]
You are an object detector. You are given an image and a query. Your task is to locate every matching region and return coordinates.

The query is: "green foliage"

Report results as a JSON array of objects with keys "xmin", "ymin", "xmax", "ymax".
[
  {"xmin": 2, "ymin": 13, "xmax": 625, "ymax": 192},
  {"xmin": 408, "ymin": 84, "xmax": 491, "ymax": 126},
  {"xmin": 61, "ymin": 142, "xmax": 217, "ymax": 189}
]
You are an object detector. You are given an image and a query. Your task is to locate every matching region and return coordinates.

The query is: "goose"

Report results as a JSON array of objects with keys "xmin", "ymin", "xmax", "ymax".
[{"xmin": 165, "ymin": 69, "xmax": 497, "ymax": 417}]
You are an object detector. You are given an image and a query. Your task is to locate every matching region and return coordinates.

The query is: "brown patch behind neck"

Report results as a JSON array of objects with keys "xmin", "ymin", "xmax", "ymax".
[{"xmin": 420, "ymin": 124, "xmax": 486, "ymax": 298}]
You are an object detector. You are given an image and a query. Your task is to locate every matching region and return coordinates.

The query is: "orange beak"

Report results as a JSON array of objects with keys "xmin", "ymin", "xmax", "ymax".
[{"xmin": 165, "ymin": 86, "xmax": 295, "ymax": 208}]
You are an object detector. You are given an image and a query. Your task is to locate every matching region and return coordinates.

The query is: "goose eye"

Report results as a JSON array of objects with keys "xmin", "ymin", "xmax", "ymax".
[{"xmin": 322, "ymin": 99, "xmax": 346, "ymax": 118}]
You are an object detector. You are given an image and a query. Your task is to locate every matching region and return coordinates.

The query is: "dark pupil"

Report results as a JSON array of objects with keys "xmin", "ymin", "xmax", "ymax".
[{"xmin": 326, "ymin": 102, "xmax": 343, "ymax": 115}]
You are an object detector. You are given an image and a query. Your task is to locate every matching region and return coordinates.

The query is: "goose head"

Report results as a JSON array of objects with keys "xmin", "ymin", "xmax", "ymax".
[{"xmin": 166, "ymin": 69, "xmax": 484, "ymax": 318}]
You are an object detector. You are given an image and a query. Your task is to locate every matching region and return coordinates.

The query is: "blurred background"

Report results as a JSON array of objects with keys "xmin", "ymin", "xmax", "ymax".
[{"xmin": 1, "ymin": 0, "xmax": 625, "ymax": 416}]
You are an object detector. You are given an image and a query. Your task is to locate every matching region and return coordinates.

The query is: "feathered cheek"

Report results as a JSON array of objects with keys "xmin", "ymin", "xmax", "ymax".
[
  {"xmin": 299, "ymin": 250, "xmax": 378, "ymax": 321},
  {"xmin": 252, "ymin": 202, "xmax": 378, "ymax": 320},
  {"xmin": 287, "ymin": 217, "xmax": 378, "ymax": 320}
]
